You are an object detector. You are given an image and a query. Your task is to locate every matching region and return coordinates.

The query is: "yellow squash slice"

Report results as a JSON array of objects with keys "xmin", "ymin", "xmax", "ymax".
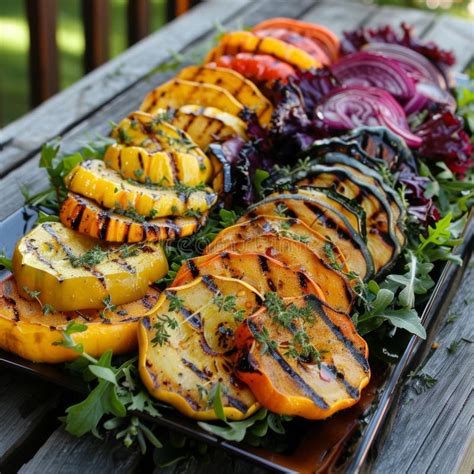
[
  {"xmin": 60, "ymin": 193, "xmax": 206, "ymax": 243},
  {"xmin": 208, "ymin": 234, "xmax": 353, "ymax": 313},
  {"xmin": 0, "ymin": 276, "xmax": 160, "ymax": 363},
  {"xmin": 139, "ymin": 275, "xmax": 262, "ymax": 420},
  {"xmin": 104, "ymin": 143, "xmax": 211, "ymax": 186},
  {"xmin": 235, "ymin": 294, "xmax": 370, "ymax": 420},
  {"xmin": 165, "ymin": 105, "xmax": 247, "ymax": 149},
  {"xmin": 111, "ymin": 111, "xmax": 212, "ymax": 183},
  {"xmin": 64, "ymin": 160, "xmax": 217, "ymax": 218},
  {"xmin": 205, "ymin": 31, "xmax": 320, "ymax": 71},
  {"xmin": 177, "ymin": 65, "xmax": 273, "ymax": 126},
  {"xmin": 140, "ymin": 79, "xmax": 245, "ymax": 118},
  {"xmin": 12, "ymin": 222, "xmax": 168, "ymax": 311}
]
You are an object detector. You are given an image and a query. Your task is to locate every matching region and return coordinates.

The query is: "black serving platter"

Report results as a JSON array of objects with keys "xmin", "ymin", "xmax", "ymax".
[{"xmin": 1, "ymin": 202, "xmax": 473, "ymax": 473}]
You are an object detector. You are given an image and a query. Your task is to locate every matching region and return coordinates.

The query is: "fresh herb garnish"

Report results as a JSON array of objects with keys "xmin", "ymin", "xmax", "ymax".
[
  {"xmin": 70, "ymin": 245, "xmax": 109, "ymax": 268},
  {"xmin": 151, "ymin": 314, "xmax": 179, "ymax": 346}
]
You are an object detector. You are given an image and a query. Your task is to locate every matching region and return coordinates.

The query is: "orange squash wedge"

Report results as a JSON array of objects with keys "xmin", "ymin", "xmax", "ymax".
[{"xmin": 234, "ymin": 294, "xmax": 370, "ymax": 419}]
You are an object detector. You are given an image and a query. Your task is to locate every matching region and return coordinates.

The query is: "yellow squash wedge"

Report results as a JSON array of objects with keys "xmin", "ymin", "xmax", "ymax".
[
  {"xmin": 205, "ymin": 31, "xmax": 320, "ymax": 71},
  {"xmin": 111, "ymin": 111, "xmax": 212, "ymax": 182},
  {"xmin": 104, "ymin": 143, "xmax": 211, "ymax": 186},
  {"xmin": 139, "ymin": 275, "xmax": 262, "ymax": 420},
  {"xmin": 140, "ymin": 79, "xmax": 245, "ymax": 118},
  {"xmin": 60, "ymin": 193, "xmax": 206, "ymax": 243},
  {"xmin": 177, "ymin": 65, "xmax": 273, "ymax": 126},
  {"xmin": 235, "ymin": 295, "xmax": 370, "ymax": 420},
  {"xmin": 64, "ymin": 160, "xmax": 217, "ymax": 218},
  {"xmin": 208, "ymin": 234, "xmax": 353, "ymax": 313},
  {"xmin": 12, "ymin": 222, "xmax": 168, "ymax": 311},
  {"xmin": 0, "ymin": 276, "xmax": 160, "ymax": 363}
]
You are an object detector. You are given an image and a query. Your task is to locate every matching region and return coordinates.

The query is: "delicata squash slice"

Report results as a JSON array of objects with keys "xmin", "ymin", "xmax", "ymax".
[
  {"xmin": 140, "ymin": 79, "xmax": 245, "ymax": 118},
  {"xmin": 64, "ymin": 160, "xmax": 217, "ymax": 218},
  {"xmin": 138, "ymin": 275, "xmax": 262, "ymax": 420},
  {"xmin": 206, "ymin": 214, "xmax": 350, "ymax": 274},
  {"xmin": 12, "ymin": 222, "xmax": 168, "ymax": 311},
  {"xmin": 176, "ymin": 65, "xmax": 273, "ymax": 126},
  {"xmin": 60, "ymin": 193, "xmax": 206, "ymax": 243},
  {"xmin": 246, "ymin": 193, "xmax": 374, "ymax": 281},
  {"xmin": 163, "ymin": 105, "xmax": 247, "ymax": 149},
  {"xmin": 0, "ymin": 276, "xmax": 159, "ymax": 363},
  {"xmin": 206, "ymin": 234, "xmax": 353, "ymax": 313},
  {"xmin": 205, "ymin": 31, "xmax": 321, "ymax": 71},
  {"xmin": 234, "ymin": 294, "xmax": 370, "ymax": 420},
  {"xmin": 110, "ymin": 111, "xmax": 213, "ymax": 185},
  {"xmin": 172, "ymin": 251, "xmax": 326, "ymax": 302}
]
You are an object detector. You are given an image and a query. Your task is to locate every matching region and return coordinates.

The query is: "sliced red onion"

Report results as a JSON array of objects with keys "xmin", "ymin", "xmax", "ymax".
[
  {"xmin": 316, "ymin": 85, "xmax": 423, "ymax": 148},
  {"xmin": 362, "ymin": 42, "xmax": 447, "ymax": 89},
  {"xmin": 331, "ymin": 51, "xmax": 416, "ymax": 102}
]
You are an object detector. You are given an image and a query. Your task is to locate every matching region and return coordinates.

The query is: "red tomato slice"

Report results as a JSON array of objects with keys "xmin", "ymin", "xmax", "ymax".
[
  {"xmin": 254, "ymin": 28, "xmax": 331, "ymax": 65},
  {"xmin": 212, "ymin": 53, "xmax": 296, "ymax": 84}
]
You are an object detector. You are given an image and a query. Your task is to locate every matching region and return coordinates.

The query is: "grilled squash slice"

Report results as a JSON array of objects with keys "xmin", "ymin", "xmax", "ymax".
[
  {"xmin": 234, "ymin": 294, "xmax": 370, "ymax": 419},
  {"xmin": 138, "ymin": 275, "xmax": 261, "ymax": 420},
  {"xmin": 245, "ymin": 193, "xmax": 374, "ymax": 280},
  {"xmin": 60, "ymin": 193, "xmax": 206, "ymax": 243},
  {"xmin": 206, "ymin": 234, "xmax": 353, "ymax": 313},
  {"xmin": 64, "ymin": 160, "xmax": 217, "ymax": 218},
  {"xmin": 206, "ymin": 214, "xmax": 350, "ymax": 273},
  {"xmin": 176, "ymin": 65, "xmax": 273, "ymax": 126},
  {"xmin": 12, "ymin": 222, "xmax": 168, "ymax": 311},
  {"xmin": 205, "ymin": 31, "xmax": 320, "ymax": 71},
  {"xmin": 297, "ymin": 164, "xmax": 403, "ymax": 273},
  {"xmin": 0, "ymin": 276, "xmax": 159, "ymax": 363},
  {"xmin": 165, "ymin": 105, "xmax": 247, "ymax": 149},
  {"xmin": 207, "ymin": 143, "xmax": 233, "ymax": 196},
  {"xmin": 104, "ymin": 143, "xmax": 212, "ymax": 186},
  {"xmin": 172, "ymin": 251, "xmax": 326, "ymax": 302},
  {"xmin": 140, "ymin": 79, "xmax": 245, "ymax": 118}
]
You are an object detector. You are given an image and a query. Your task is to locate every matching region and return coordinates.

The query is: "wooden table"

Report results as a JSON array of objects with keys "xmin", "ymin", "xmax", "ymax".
[{"xmin": 0, "ymin": 1, "xmax": 472, "ymax": 472}]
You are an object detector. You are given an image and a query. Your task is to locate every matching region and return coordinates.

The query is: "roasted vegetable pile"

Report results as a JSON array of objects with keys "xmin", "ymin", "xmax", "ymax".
[{"xmin": 1, "ymin": 16, "xmax": 472, "ymax": 447}]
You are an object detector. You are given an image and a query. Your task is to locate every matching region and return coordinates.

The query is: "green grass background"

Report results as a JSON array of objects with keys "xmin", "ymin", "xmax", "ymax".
[{"xmin": 0, "ymin": 0, "xmax": 470, "ymax": 127}]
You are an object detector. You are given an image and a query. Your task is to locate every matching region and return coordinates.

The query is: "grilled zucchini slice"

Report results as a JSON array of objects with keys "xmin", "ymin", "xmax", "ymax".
[
  {"xmin": 207, "ymin": 234, "xmax": 353, "ymax": 313},
  {"xmin": 141, "ymin": 79, "xmax": 245, "ymax": 118},
  {"xmin": 177, "ymin": 65, "xmax": 273, "ymax": 126},
  {"xmin": 12, "ymin": 222, "xmax": 168, "ymax": 311},
  {"xmin": 205, "ymin": 31, "xmax": 320, "ymax": 71},
  {"xmin": 172, "ymin": 251, "xmax": 326, "ymax": 302},
  {"xmin": 206, "ymin": 214, "xmax": 350, "ymax": 274},
  {"xmin": 0, "ymin": 276, "xmax": 159, "ymax": 363},
  {"xmin": 245, "ymin": 193, "xmax": 374, "ymax": 280},
  {"xmin": 104, "ymin": 143, "xmax": 212, "ymax": 186},
  {"xmin": 235, "ymin": 294, "xmax": 370, "ymax": 420},
  {"xmin": 60, "ymin": 193, "xmax": 206, "ymax": 243},
  {"xmin": 64, "ymin": 160, "xmax": 217, "ymax": 218},
  {"xmin": 138, "ymin": 275, "xmax": 261, "ymax": 420},
  {"xmin": 297, "ymin": 165, "xmax": 403, "ymax": 273},
  {"xmin": 165, "ymin": 105, "xmax": 247, "ymax": 149}
]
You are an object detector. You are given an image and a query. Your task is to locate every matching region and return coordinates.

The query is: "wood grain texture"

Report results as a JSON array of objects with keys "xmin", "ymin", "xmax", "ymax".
[
  {"xmin": 0, "ymin": 0, "xmax": 252, "ymax": 177},
  {"xmin": 0, "ymin": 371, "xmax": 60, "ymax": 473},
  {"xmin": 371, "ymin": 256, "xmax": 474, "ymax": 474},
  {"xmin": 18, "ymin": 427, "xmax": 141, "ymax": 474}
]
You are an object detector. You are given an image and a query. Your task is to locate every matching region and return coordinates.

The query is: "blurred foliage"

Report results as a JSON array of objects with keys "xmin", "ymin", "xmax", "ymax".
[{"xmin": 0, "ymin": 0, "xmax": 471, "ymax": 127}]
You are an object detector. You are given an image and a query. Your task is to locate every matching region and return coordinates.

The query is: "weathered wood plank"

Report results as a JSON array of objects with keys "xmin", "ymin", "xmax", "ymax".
[
  {"xmin": 364, "ymin": 5, "xmax": 435, "ymax": 33},
  {"xmin": 422, "ymin": 15, "xmax": 474, "ymax": 72},
  {"xmin": 0, "ymin": 0, "xmax": 317, "ymax": 221},
  {"xmin": 18, "ymin": 427, "xmax": 141, "ymax": 474},
  {"xmin": 371, "ymin": 257, "xmax": 474, "ymax": 474},
  {"xmin": 0, "ymin": 0, "xmax": 252, "ymax": 177},
  {"xmin": 0, "ymin": 371, "xmax": 60, "ymax": 473},
  {"xmin": 300, "ymin": 0, "xmax": 376, "ymax": 36}
]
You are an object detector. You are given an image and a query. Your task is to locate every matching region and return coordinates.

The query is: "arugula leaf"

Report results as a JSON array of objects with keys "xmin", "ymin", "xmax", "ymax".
[{"xmin": 208, "ymin": 382, "xmax": 226, "ymax": 422}]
